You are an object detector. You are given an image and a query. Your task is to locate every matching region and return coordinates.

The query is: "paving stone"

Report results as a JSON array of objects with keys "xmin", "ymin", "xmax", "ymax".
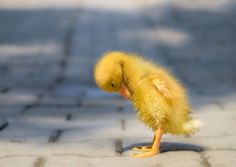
[
  {"xmin": 81, "ymin": 97, "xmax": 129, "ymax": 108},
  {"xmin": 51, "ymin": 84, "xmax": 86, "ymax": 97},
  {"xmin": 65, "ymin": 63, "xmax": 94, "ymax": 84},
  {"xmin": 0, "ymin": 142, "xmax": 48, "ymax": 156},
  {"xmin": 0, "ymin": 146, "xmax": 203, "ymax": 167},
  {"xmin": 194, "ymin": 110, "xmax": 236, "ymax": 137},
  {"xmin": 161, "ymin": 134, "xmax": 236, "ymax": 151},
  {"xmin": 77, "ymin": 151, "xmax": 202, "ymax": 167},
  {"xmin": 0, "ymin": 156, "xmax": 37, "ymax": 167},
  {"xmin": 0, "ymin": 121, "xmax": 53, "ymax": 143},
  {"xmin": 204, "ymin": 150, "xmax": 236, "ymax": 167},
  {"xmin": 0, "ymin": 139, "xmax": 116, "ymax": 157},
  {"xmin": 59, "ymin": 120, "xmax": 122, "ymax": 142},
  {"xmin": 9, "ymin": 88, "xmax": 47, "ymax": 96},
  {"xmin": 0, "ymin": 106, "xmax": 23, "ymax": 121},
  {"xmin": 51, "ymin": 139, "xmax": 117, "ymax": 156},
  {"xmin": 6, "ymin": 107, "xmax": 83, "ymax": 131},
  {"xmin": 71, "ymin": 106, "xmax": 122, "ymax": 120},
  {"xmin": 22, "ymin": 107, "xmax": 69, "ymax": 119},
  {"xmin": 190, "ymin": 95, "xmax": 222, "ymax": 111},
  {"xmin": 0, "ymin": 92, "xmax": 38, "ymax": 106},
  {"xmin": 45, "ymin": 156, "xmax": 87, "ymax": 167},
  {"xmin": 39, "ymin": 96, "xmax": 79, "ymax": 106},
  {"xmin": 0, "ymin": 74, "xmax": 30, "ymax": 88},
  {"xmin": 219, "ymin": 94, "xmax": 236, "ymax": 112}
]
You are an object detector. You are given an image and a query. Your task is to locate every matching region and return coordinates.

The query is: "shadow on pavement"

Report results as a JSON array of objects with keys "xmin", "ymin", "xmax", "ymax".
[{"xmin": 123, "ymin": 141, "xmax": 205, "ymax": 153}]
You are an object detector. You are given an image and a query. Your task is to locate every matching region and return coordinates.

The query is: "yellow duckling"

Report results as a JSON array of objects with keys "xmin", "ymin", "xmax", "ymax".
[{"xmin": 94, "ymin": 51, "xmax": 202, "ymax": 158}]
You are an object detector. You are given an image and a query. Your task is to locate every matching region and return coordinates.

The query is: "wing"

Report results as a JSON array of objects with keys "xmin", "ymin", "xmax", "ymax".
[{"xmin": 145, "ymin": 73, "xmax": 172, "ymax": 99}]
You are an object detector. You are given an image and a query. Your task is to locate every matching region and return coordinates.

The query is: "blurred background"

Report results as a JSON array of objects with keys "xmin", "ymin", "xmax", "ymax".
[
  {"xmin": 0, "ymin": 0, "xmax": 236, "ymax": 165},
  {"xmin": 0, "ymin": 0, "xmax": 236, "ymax": 96}
]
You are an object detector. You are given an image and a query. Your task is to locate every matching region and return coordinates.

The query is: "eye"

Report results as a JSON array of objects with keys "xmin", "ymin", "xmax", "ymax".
[{"xmin": 111, "ymin": 82, "xmax": 115, "ymax": 88}]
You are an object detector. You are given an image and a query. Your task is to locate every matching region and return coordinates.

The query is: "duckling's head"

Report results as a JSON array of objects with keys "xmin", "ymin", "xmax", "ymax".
[{"xmin": 94, "ymin": 52, "xmax": 125, "ymax": 92}]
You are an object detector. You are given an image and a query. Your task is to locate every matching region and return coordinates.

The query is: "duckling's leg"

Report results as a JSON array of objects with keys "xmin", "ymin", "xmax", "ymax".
[{"xmin": 131, "ymin": 128, "xmax": 163, "ymax": 158}]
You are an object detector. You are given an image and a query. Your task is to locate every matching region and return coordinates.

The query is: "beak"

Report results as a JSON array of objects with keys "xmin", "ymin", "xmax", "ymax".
[{"xmin": 119, "ymin": 83, "xmax": 130, "ymax": 99}]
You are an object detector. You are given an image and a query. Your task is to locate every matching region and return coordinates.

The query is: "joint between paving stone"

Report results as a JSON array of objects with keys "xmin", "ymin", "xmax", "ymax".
[
  {"xmin": 214, "ymin": 101, "xmax": 225, "ymax": 110},
  {"xmin": 21, "ymin": 104, "xmax": 38, "ymax": 113},
  {"xmin": 48, "ymin": 129, "xmax": 63, "ymax": 143},
  {"xmin": 34, "ymin": 156, "xmax": 46, "ymax": 167},
  {"xmin": 59, "ymin": 13, "xmax": 77, "ymax": 76},
  {"xmin": 209, "ymin": 148, "xmax": 236, "ymax": 152},
  {"xmin": 66, "ymin": 113, "xmax": 72, "ymax": 121},
  {"xmin": 50, "ymin": 153, "xmax": 117, "ymax": 158},
  {"xmin": 117, "ymin": 106, "xmax": 124, "ymax": 112},
  {"xmin": 115, "ymin": 138, "xmax": 123, "ymax": 156},
  {"xmin": 45, "ymin": 13, "xmax": 77, "ymax": 92},
  {"xmin": 0, "ymin": 121, "xmax": 9, "ymax": 131},
  {"xmin": 0, "ymin": 87, "xmax": 9, "ymax": 93},
  {"xmin": 20, "ymin": 95, "xmax": 43, "ymax": 114},
  {"xmin": 199, "ymin": 152, "xmax": 211, "ymax": 167},
  {"xmin": 120, "ymin": 119, "xmax": 126, "ymax": 130}
]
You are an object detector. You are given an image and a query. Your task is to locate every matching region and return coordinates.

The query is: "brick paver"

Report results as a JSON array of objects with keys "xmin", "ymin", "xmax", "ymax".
[{"xmin": 0, "ymin": 0, "xmax": 236, "ymax": 166}]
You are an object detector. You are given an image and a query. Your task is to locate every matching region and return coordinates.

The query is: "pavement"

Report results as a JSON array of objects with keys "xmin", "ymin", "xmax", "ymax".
[{"xmin": 0, "ymin": 0, "xmax": 236, "ymax": 166}]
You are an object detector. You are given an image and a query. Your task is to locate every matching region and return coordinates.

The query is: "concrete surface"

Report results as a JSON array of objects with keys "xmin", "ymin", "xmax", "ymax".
[{"xmin": 0, "ymin": 0, "xmax": 236, "ymax": 166}]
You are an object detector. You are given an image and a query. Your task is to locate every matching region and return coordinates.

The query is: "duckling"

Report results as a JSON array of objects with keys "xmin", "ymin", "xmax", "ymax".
[{"xmin": 94, "ymin": 51, "xmax": 202, "ymax": 158}]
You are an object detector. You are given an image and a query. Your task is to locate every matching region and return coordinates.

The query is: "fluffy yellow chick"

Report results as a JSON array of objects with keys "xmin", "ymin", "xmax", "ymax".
[{"xmin": 94, "ymin": 51, "xmax": 201, "ymax": 158}]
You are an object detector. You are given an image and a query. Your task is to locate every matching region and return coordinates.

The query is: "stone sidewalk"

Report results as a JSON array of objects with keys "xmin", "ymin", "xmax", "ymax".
[{"xmin": 0, "ymin": 0, "xmax": 236, "ymax": 166}]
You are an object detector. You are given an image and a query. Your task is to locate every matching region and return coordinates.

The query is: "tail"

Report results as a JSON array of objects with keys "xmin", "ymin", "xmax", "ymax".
[{"xmin": 183, "ymin": 118, "xmax": 203, "ymax": 135}]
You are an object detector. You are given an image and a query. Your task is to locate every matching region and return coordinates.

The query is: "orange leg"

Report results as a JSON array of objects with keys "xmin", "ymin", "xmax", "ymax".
[{"xmin": 131, "ymin": 127, "xmax": 163, "ymax": 158}]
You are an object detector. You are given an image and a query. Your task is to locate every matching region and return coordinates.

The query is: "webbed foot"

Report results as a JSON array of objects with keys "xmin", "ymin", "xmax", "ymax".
[
  {"xmin": 132, "ymin": 145, "xmax": 152, "ymax": 151},
  {"xmin": 131, "ymin": 149, "xmax": 160, "ymax": 158}
]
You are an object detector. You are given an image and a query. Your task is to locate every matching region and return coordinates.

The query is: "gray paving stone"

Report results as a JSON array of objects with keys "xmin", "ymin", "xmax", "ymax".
[
  {"xmin": 0, "ymin": 121, "xmax": 53, "ymax": 143},
  {"xmin": 0, "ymin": 142, "xmax": 48, "ymax": 156},
  {"xmin": 194, "ymin": 109, "xmax": 236, "ymax": 137},
  {"xmin": 7, "ymin": 107, "xmax": 96, "ymax": 132},
  {"xmin": 0, "ymin": 74, "xmax": 30, "ymax": 88},
  {"xmin": 71, "ymin": 106, "xmax": 122, "ymax": 120},
  {"xmin": 45, "ymin": 156, "xmax": 87, "ymax": 167},
  {"xmin": 65, "ymin": 63, "xmax": 94, "ymax": 84},
  {"xmin": 0, "ymin": 106, "xmax": 23, "ymax": 121},
  {"xmin": 162, "ymin": 134, "xmax": 236, "ymax": 151},
  {"xmin": 81, "ymin": 97, "xmax": 128, "ymax": 108},
  {"xmin": 204, "ymin": 150, "xmax": 236, "ymax": 167},
  {"xmin": 51, "ymin": 83, "xmax": 86, "ymax": 97},
  {"xmin": 0, "ymin": 156, "xmax": 37, "ymax": 167},
  {"xmin": 8, "ymin": 88, "xmax": 45, "ymax": 98},
  {"xmin": 75, "ymin": 151, "xmax": 202, "ymax": 167},
  {"xmin": 23, "ymin": 107, "xmax": 69, "ymax": 119},
  {"xmin": 0, "ymin": 92, "xmax": 37, "ymax": 106},
  {"xmin": 39, "ymin": 96, "xmax": 79, "ymax": 106},
  {"xmin": 219, "ymin": 94, "xmax": 236, "ymax": 112},
  {"xmin": 49, "ymin": 139, "xmax": 116, "ymax": 157},
  {"xmin": 0, "ymin": 139, "xmax": 116, "ymax": 157},
  {"xmin": 59, "ymin": 120, "xmax": 122, "ymax": 142}
]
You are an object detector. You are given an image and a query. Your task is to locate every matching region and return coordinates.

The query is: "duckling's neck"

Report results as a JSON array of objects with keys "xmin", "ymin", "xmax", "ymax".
[{"xmin": 120, "ymin": 56, "xmax": 149, "ymax": 96}]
